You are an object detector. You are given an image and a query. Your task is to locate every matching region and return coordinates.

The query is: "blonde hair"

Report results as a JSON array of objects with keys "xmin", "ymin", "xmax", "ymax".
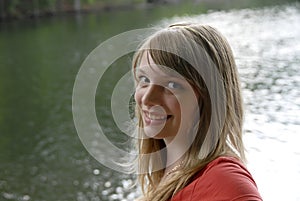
[{"xmin": 132, "ymin": 23, "xmax": 245, "ymax": 201}]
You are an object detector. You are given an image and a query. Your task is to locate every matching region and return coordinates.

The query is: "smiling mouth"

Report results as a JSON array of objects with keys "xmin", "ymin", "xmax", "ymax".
[{"xmin": 143, "ymin": 111, "xmax": 172, "ymax": 125}]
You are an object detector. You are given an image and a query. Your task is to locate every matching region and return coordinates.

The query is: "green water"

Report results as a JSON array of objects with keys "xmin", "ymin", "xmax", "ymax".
[{"xmin": 0, "ymin": 1, "xmax": 299, "ymax": 200}]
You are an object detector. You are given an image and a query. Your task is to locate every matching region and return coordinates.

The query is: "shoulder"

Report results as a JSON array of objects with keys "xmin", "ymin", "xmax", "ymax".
[{"xmin": 171, "ymin": 156, "xmax": 262, "ymax": 201}]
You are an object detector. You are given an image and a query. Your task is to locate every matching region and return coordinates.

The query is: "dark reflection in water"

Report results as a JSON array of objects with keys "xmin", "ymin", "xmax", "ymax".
[
  {"xmin": 0, "ymin": 14, "xmax": 138, "ymax": 201},
  {"xmin": 0, "ymin": 2, "xmax": 299, "ymax": 201}
]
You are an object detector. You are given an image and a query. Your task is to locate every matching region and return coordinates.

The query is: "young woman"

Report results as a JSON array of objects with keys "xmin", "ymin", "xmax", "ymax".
[{"xmin": 132, "ymin": 22, "xmax": 262, "ymax": 201}]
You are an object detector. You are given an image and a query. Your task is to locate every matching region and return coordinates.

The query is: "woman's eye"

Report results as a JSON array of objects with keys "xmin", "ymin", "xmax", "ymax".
[
  {"xmin": 167, "ymin": 81, "xmax": 182, "ymax": 89},
  {"xmin": 138, "ymin": 76, "xmax": 150, "ymax": 84}
]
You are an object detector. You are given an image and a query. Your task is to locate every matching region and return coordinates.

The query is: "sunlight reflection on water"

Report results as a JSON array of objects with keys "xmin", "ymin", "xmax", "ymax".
[
  {"xmin": 95, "ymin": 3, "xmax": 300, "ymax": 201},
  {"xmin": 89, "ymin": 3, "xmax": 300, "ymax": 201},
  {"xmin": 157, "ymin": 3, "xmax": 300, "ymax": 201}
]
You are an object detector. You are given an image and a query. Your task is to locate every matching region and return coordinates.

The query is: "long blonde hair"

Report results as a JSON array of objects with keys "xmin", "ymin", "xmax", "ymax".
[{"xmin": 132, "ymin": 23, "xmax": 245, "ymax": 201}]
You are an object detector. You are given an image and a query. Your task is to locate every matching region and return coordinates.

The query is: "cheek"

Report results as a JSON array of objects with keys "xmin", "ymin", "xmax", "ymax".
[
  {"xmin": 167, "ymin": 98, "xmax": 181, "ymax": 115},
  {"xmin": 134, "ymin": 88, "xmax": 142, "ymax": 106},
  {"xmin": 177, "ymin": 94, "xmax": 198, "ymax": 118}
]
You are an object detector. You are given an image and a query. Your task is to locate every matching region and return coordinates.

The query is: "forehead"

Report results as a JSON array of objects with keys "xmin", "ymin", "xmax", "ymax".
[{"xmin": 136, "ymin": 52, "xmax": 182, "ymax": 78}]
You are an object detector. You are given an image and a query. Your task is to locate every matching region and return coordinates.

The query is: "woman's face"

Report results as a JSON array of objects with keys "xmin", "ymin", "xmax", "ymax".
[{"xmin": 134, "ymin": 53, "xmax": 199, "ymax": 140}]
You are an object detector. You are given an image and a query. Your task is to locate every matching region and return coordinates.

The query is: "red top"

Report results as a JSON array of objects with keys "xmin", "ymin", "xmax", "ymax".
[{"xmin": 170, "ymin": 156, "xmax": 262, "ymax": 201}]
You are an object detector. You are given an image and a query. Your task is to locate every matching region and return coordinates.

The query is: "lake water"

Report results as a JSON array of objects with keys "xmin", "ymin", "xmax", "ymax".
[{"xmin": 0, "ymin": 1, "xmax": 299, "ymax": 201}]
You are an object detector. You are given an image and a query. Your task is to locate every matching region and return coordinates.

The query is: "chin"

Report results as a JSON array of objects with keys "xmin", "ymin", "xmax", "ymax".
[{"xmin": 144, "ymin": 128, "xmax": 176, "ymax": 139}]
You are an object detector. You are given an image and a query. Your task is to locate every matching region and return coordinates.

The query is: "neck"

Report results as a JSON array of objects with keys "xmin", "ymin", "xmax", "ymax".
[{"xmin": 163, "ymin": 135, "xmax": 189, "ymax": 174}]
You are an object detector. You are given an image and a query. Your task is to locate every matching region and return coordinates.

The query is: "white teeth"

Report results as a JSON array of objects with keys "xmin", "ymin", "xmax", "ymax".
[
  {"xmin": 150, "ymin": 114, "xmax": 166, "ymax": 120},
  {"xmin": 146, "ymin": 112, "xmax": 167, "ymax": 120}
]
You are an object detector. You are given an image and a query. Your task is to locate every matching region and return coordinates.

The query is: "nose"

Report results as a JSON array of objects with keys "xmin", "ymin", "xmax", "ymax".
[{"xmin": 141, "ymin": 84, "xmax": 164, "ymax": 107}]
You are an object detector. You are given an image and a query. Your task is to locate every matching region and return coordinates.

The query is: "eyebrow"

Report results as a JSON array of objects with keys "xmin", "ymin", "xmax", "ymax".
[{"xmin": 134, "ymin": 67, "xmax": 145, "ymax": 75}]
